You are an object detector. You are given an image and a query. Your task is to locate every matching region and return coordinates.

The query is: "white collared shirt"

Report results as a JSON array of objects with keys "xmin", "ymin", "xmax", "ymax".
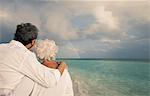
[{"xmin": 0, "ymin": 40, "xmax": 61, "ymax": 95}]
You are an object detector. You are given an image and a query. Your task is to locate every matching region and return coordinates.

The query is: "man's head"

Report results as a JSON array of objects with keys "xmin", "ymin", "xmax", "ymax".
[{"xmin": 14, "ymin": 23, "xmax": 38, "ymax": 49}]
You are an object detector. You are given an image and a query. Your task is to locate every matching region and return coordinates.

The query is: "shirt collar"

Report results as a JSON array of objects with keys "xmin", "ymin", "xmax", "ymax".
[{"xmin": 9, "ymin": 40, "xmax": 28, "ymax": 50}]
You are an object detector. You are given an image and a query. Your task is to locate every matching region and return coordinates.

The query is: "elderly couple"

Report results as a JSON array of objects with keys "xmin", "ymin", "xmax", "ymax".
[{"xmin": 0, "ymin": 23, "xmax": 74, "ymax": 96}]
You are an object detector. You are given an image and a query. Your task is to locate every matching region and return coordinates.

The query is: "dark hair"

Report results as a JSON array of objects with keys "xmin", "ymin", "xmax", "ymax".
[{"xmin": 14, "ymin": 23, "xmax": 38, "ymax": 46}]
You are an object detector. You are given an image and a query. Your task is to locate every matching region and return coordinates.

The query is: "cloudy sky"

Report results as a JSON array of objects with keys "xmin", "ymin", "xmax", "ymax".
[{"xmin": 0, "ymin": 0, "xmax": 149, "ymax": 59}]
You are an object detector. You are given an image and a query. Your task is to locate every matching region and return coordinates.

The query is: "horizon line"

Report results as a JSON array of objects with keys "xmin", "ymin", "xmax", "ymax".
[{"xmin": 56, "ymin": 58, "xmax": 149, "ymax": 61}]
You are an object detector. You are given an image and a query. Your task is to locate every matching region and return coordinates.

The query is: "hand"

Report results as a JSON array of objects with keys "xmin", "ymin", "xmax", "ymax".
[
  {"xmin": 57, "ymin": 61, "xmax": 68, "ymax": 75},
  {"xmin": 43, "ymin": 59, "xmax": 59, "ymax": 69}
]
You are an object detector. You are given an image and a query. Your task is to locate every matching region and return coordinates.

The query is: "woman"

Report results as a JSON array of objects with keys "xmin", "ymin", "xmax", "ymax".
[{"xmin": 32, "ymin": 39, "xmax": 74, "ymax": 96}]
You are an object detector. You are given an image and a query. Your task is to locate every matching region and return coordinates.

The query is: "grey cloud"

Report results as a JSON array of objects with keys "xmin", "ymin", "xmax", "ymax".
[
  {"xmin": 126, "ymin": 22, "xmax": 149, "ymax": 40},
  {"xmin": 108, "ymin": 39, "xmax": 149, "ymax": 59},
  {"xmin": 0, "ymin": 21, "xmax": 16, "ymax": 43}
]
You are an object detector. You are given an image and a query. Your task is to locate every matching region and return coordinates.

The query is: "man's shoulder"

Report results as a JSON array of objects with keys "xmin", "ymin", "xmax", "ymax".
[
  {"xmin": 0, "ymin": 43, "xmax": 10, "ymax": 53},
  {"xmin": 0, "ymin": 43, "xmax": 8, "ymax": 47},
  {"xmin": 25, "ymin": 50, "xmax": 38, "ymax": 60}
]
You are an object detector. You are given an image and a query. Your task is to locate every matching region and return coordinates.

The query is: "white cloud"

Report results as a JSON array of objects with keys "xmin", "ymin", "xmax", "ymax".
[
  {"xmin": 100, "ymin": 38, "xmax": 121, "ymax": 44},
  {"xmin": 93, "ymin": 6, "xmax": 119, "ymax": 30},
  {"xmin": 0, "ymin": 10, "xmax": 13, "ymax": 22},
  {"xmin": 14, "ymin": 3, "xmax": 42, "ymax": 29},
  {"xmin": 0, "ymin": 4, "xmax": 42, "ymax": 29},
  {"xmin": 46, "ymin": 12, "xmax": 79, "ymax": 40},
  {"xmin": 0, "ymin": 0, "xmax": 149, "ymax": 58},
  {"xmin": 57, "ymin": 41, "xmax": 81, "ymax": 58},
  {"xmin": 0, "ymin": 11, "xmax": 9, "ymax": 18}
]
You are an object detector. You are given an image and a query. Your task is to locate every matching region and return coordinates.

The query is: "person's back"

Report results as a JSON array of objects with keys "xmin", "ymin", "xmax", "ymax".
[{"xmin": 0, "ymin": 40, "xmax": 29, "ymax": 95}]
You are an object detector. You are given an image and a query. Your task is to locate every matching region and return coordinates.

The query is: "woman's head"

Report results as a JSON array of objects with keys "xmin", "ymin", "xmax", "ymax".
[
  {"xmin": 33, "ymin": 39, "xmax": 58, "ymax": 61},
  {"xmin": 14, "ymin": 23, "xmax": 38, "ymax": 47}
]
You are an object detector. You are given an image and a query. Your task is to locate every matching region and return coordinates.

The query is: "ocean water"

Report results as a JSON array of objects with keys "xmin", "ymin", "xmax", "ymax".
[{"xmin": 63, "ymin": 59, "xmax": 149, "ymax": 96}]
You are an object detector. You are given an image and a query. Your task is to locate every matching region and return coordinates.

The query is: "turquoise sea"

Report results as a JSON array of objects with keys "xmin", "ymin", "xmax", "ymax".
[{"xmin": 61, "ymin": 59, "xmax": 149, "ymax": 96}]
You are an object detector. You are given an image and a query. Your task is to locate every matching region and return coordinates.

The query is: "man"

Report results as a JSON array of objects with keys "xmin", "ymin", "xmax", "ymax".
[{"xmin": 0, "ymin": 23, "xmax": 67, "ymax": 96}]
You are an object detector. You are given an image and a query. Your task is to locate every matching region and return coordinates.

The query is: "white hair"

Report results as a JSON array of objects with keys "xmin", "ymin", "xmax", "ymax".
[{"xmin": 33, "ymin": 39, "xmax": 58, "ymax": 61}]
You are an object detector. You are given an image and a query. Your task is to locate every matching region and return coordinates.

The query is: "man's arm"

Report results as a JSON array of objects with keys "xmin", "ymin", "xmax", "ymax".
[
  {"xmin": 42, "ymin": 59, "xmax": 59, "ymax": 69},
  {"xmin": 19, "ymin": 52, "xmax": 61, "ymax": 88},
  {"xmin": 42, "ymin": 60, "xmax": 67, "ymax": 75},
  {"xmin": 57, "ymin": 61, "xmax": 67, "ymax": 75}
]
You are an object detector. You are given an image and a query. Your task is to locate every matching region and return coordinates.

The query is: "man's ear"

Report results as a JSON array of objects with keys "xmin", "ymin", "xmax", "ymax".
[{"xmin": 31, "ymin": 39, "xmax": 36, "ymax": 45}]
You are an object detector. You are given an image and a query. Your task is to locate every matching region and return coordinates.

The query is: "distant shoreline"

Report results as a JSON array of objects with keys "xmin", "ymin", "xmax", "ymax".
[{"xmin": 56, "ymin": 58, "xmax": 149, "ymax": 62}]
